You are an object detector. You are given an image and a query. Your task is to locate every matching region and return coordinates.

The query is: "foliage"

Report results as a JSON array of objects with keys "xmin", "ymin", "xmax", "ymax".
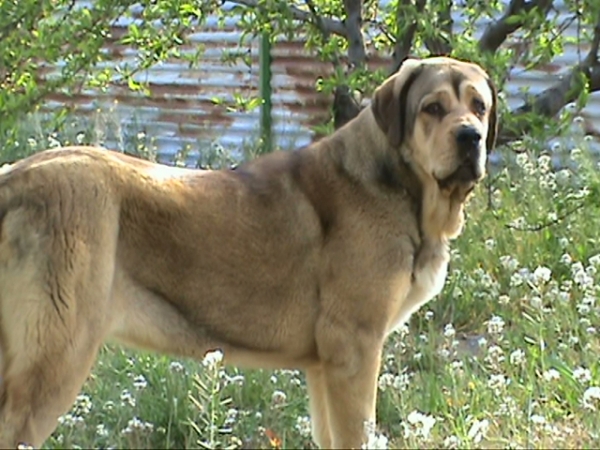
[{"xmin": 0, "ymin": 0, "xmax": 217, "ymax": 149}]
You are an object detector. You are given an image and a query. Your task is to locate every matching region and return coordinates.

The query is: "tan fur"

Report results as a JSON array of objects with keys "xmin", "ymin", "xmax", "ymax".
[{"xmin": 0, "ymin": 56, "xmax": 497, "ymax": 449}]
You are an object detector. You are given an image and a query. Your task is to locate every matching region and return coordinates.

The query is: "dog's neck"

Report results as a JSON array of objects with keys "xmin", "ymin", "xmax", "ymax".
[
  {"xmin": 329, "ymin": 108, "xmax": 422, "ymax": 199},
  {"xmin": 327, "ymin": 107, "xmax": 469, "ymax": 243}
]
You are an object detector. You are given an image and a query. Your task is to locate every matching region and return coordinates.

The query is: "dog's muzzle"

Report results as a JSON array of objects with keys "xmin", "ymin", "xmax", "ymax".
[
  {"xmin": 436, "ymin": 126, "xmax": 485, "ymax": 190},
  {"xmin": 454, "ymin": 125, "xmax": 483, "ymax": 181}
]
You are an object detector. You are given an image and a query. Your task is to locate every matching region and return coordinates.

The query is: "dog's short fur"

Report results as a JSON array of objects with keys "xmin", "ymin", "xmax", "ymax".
[{"xmin": 0, "ymin": 56, "xmax": 497, "ymax": 449}]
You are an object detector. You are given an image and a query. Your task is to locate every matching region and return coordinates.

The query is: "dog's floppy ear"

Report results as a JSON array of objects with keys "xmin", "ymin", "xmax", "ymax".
[
  {"xmin": 371, "ymin": 58, "xmax": 424, "ymax": 148},
  {"xmin": 485, "ymin": 76, "xmax": 499, "ymax": 154}
]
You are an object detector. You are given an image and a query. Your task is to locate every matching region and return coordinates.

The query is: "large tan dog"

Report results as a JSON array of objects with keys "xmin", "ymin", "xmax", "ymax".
[{"xmin": 0, "ymin": 56, "xmax": 497, "ymax": 449}]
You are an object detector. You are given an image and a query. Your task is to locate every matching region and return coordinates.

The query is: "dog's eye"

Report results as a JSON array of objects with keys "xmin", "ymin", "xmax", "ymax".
[
  {"xmin": 423, "ymin": 102, "xmax": 444, "ymax": 117},
  {"xmin": 473, "ymin": 98, "xmax": 486, "ymax": 116}
]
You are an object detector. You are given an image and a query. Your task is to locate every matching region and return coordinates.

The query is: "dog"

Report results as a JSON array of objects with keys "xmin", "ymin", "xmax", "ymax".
[{"xmin": 0, "ymin": 56, "xmax": 497, "ymax": 449}]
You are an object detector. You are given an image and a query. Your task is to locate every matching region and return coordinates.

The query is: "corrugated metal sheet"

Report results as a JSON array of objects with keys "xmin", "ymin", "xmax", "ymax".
[
  {"xmin": 42, "ymin": 1, "xmax": 262, "ymax": 165},
  {"xmin": 40, "ymin": 0, "xmax": 600, "ymax": 165}
]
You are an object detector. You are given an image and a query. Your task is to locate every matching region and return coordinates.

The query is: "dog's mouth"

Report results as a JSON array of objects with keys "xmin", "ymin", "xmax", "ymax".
[{"xmin": 435, "ymin": 158, "xmax": 483, "ymax": 190}]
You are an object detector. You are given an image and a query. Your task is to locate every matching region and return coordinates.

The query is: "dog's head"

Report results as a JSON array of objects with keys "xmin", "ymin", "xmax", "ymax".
[{"xmin": 371, "ymin": 56, "xmax": 498, "ymax": 193}]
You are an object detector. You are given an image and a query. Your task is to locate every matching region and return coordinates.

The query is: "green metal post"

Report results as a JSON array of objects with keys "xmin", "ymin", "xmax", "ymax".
[{"xmin": 259, "ymin": 32, "xmax": 273, "ymax": 153}]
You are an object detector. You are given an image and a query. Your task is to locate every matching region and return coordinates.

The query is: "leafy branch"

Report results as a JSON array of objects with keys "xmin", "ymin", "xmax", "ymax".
[
  {"xmin": 479, "ymin": 0, "xmax": 554, "ymax": 53},
  {"xmin": 497, "ymin": 12, "xmax": 600, "ymax": 145}
]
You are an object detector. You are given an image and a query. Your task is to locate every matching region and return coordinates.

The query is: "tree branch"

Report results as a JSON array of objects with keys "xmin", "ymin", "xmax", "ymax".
[
  {"xmin": 342, "ymin": 0, "xmax": 367, "ymax": 68},
  {"xmin": 332, "ymin": 85, "xmax": 361, "ymax": 129},
  {"xmin": 227, "ymin": 0, "xmax": 348, "ymax": 37},
  {"xmin": 304, "ymin": 0, "xmax": 330, "ymax": 39},
  {"xmin": 424, "ymin": 5, "xmax": 453, "ymax": 56},
  {"xmin": 303, "ymin": 0, "xmax": 343, "ymax": 67},
  {"xmin": 478, "ymin": 0, "xmax": 553, "ymax": 53},
  {"xmin": 505, "ymin": 201, "xmax": 585, "ymax": 231},
  {"xmin": 388, "ymin": 0, "xmax": 426, "ymax": 74},
  {"xmin": 498, "ymin": 15, "xmax": 600, "ymax": 145}
]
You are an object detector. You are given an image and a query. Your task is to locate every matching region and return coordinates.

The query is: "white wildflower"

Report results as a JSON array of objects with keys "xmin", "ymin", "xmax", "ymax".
[
  {"xmin": 444, "ymin": 323, "xmax": 456, "ymax": 338},
  {"xmin": 557, "ymin": 290, "xmax": 570, "ymax": 303},
  {"xmin": 202, "ymin": 349, "xmax": 223, "ymax": 369},
  {"xmin": 121, "ymin": 417, "xmax": 154, "ymax": 435},
  {"xmin": 589, "ymin": 253, "xmax": 600, "ymax": 267},
  {"xmin": 510, "ymin": 272, "xmax": 524, "ymax": 287},
  {"xmin": 96, "ymin": 423, "xmax": 109, "ymax": 437},
  {"xmin": 71, "ymin": 393, "xmax": 92, "ymax": 417},
  {"xmin": 363, "ymin": 420, "xmax": 389, "ymax": 450},
  {"xmin": 403, "ymin": 410, "xmax": 437, "ymax": 440},
  {"xmin": 530, "ymin": 414, "xmax": 546, "ymax": 425},
  {"xmin": 532, "ymin": 266, "xmax": 552, "ymax": 284},
  {"xmin": 515, "ymin": 152, "xmax": 529, "ymax": 168},
  {"xmin": 467, "ymin": 418, "xmax": 489, "ymax": 444},
  {"xmin": 133, "ymin": 374, "xmax": 148, "ymax": 390},
  {"xmin": 582, "ymin": 386, "xmax": 600, "ymax": 411},
  {"xmin": 572, "ymin": 262, "xmax": 594, "ymax": 288},
  {"xmin": 120, "ymin": 390, "xmax": 136, "ymax": 408},
  {"xmin": 17, "ymin": 445, "xmax": 35, "ymax": 450},
  {"xmin": 530, "ymin": 296, "xmax": 543, "ymax": 309},
  {"xmin": 227, "ymin": 374, "xmax": 245, "ymax": 386},
  {"xmin": 271, "ymin": 390, "xmax": 287, "ymax": 405},
  {"xmin": 487, "ymin": 315, "xmax": 505, "ymax": 336},
  {"xmin": 438, "ymin": 348, "xmax": 451, "ymax": 359},
  {"xmin": 378, "ymin": 373, "xmax": 395, "ymax": 391},
  {"xmin": 496, "ymin": 396, "xmax": 519, "ymax": 417},
  {"xmin": 364, "ymin": 430, "xmax": 389, "ymax": 450},
  {"xmin": 169, "ymin": 361, "xmax": 185, "ymax": 373},
  {"xmin": 577, "ymin": 303, "xmax": 591, "ymax": 315},
  {"xmin": 488, "ymin": 373, "xmax": 508, "ymax": 391},
  {"xmin": 560, "ymin": 253, "xmax": 573, "ymax": 265},
  {"xmin": 224, "ymin": 408, "xmax": 238, "ymax": 427},
  {"xmin": 572, "ymin": 366, "xmax": 591, "ymax": 384},
  {"xmin": 543, "ymin": 368, "xmax": 561, "ymax": 382},
  {"xmin": 57, "ymin": 413, "xmax": 84, "ymax": 428},
  {"xmin": 443, "ymin": 435, "xmax": 462, "ymax": 449},
  {"xmin": 500, "ymin": 255, "xmax": 519, "ymax": 271},
  {"xmin": 537, "ymin": 154, "xmax": 552, "ymax": 172},
  {"xmin": 450, "ymin": 360, "xmax": 464, "ymax": 373},
  {"xmin": 295, "ymin": 416, "xmax": 311, "ymax": 437},
  {"xmin": 393, "ymin": 373, "xmax": 411, "ymax": 391},
  {"xmin": 509, "ymin": 349, "xmax": 525, "ymax": 366},
  {"xmin": 498, "ymin": 294, "xmax": 510, "ymax": 305}
]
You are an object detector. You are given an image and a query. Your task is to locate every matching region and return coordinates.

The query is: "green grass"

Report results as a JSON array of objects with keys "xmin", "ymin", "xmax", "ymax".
[{"xmin": 4, "ymin": 115, "xmax": 600, "ymax": 449}]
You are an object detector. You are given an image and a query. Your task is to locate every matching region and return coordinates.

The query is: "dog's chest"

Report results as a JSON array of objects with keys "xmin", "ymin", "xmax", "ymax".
[
  {"xmin": 388, "ymin": 239, "xmax": 450, "ymax": 333},
  {"xmin": 413, "ymin": 240, "xmax": 450, "ymax": 298}
]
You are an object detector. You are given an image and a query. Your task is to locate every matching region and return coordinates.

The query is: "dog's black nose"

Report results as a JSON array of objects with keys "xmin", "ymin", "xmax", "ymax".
[{"xmin": 456, "ymin": 126, "xmax": 481, "ymax": 151}]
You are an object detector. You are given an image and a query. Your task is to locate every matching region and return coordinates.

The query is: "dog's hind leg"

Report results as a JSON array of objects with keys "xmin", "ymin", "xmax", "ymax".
[
  {"xmin": 0, "ymin": 205, "xmax": 117, "ymax": 448},
  {"xmin": 0, "ymin": 321, "xmax": 103, "ymax": 448}
]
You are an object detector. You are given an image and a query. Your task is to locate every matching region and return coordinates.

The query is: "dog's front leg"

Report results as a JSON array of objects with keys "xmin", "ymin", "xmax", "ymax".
[
  {"xmin": 306, "ymin": 367, "xmax": 332, "ymax": 449},
  {"xmin": 314, "ymin": 317, "xmax": 384, "ymax": 449}
]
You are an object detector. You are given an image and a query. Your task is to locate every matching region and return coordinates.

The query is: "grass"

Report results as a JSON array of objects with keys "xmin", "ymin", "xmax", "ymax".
[{"xmin": 4, "ymin": 113, "xmax": 600, "ymax": 449}]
